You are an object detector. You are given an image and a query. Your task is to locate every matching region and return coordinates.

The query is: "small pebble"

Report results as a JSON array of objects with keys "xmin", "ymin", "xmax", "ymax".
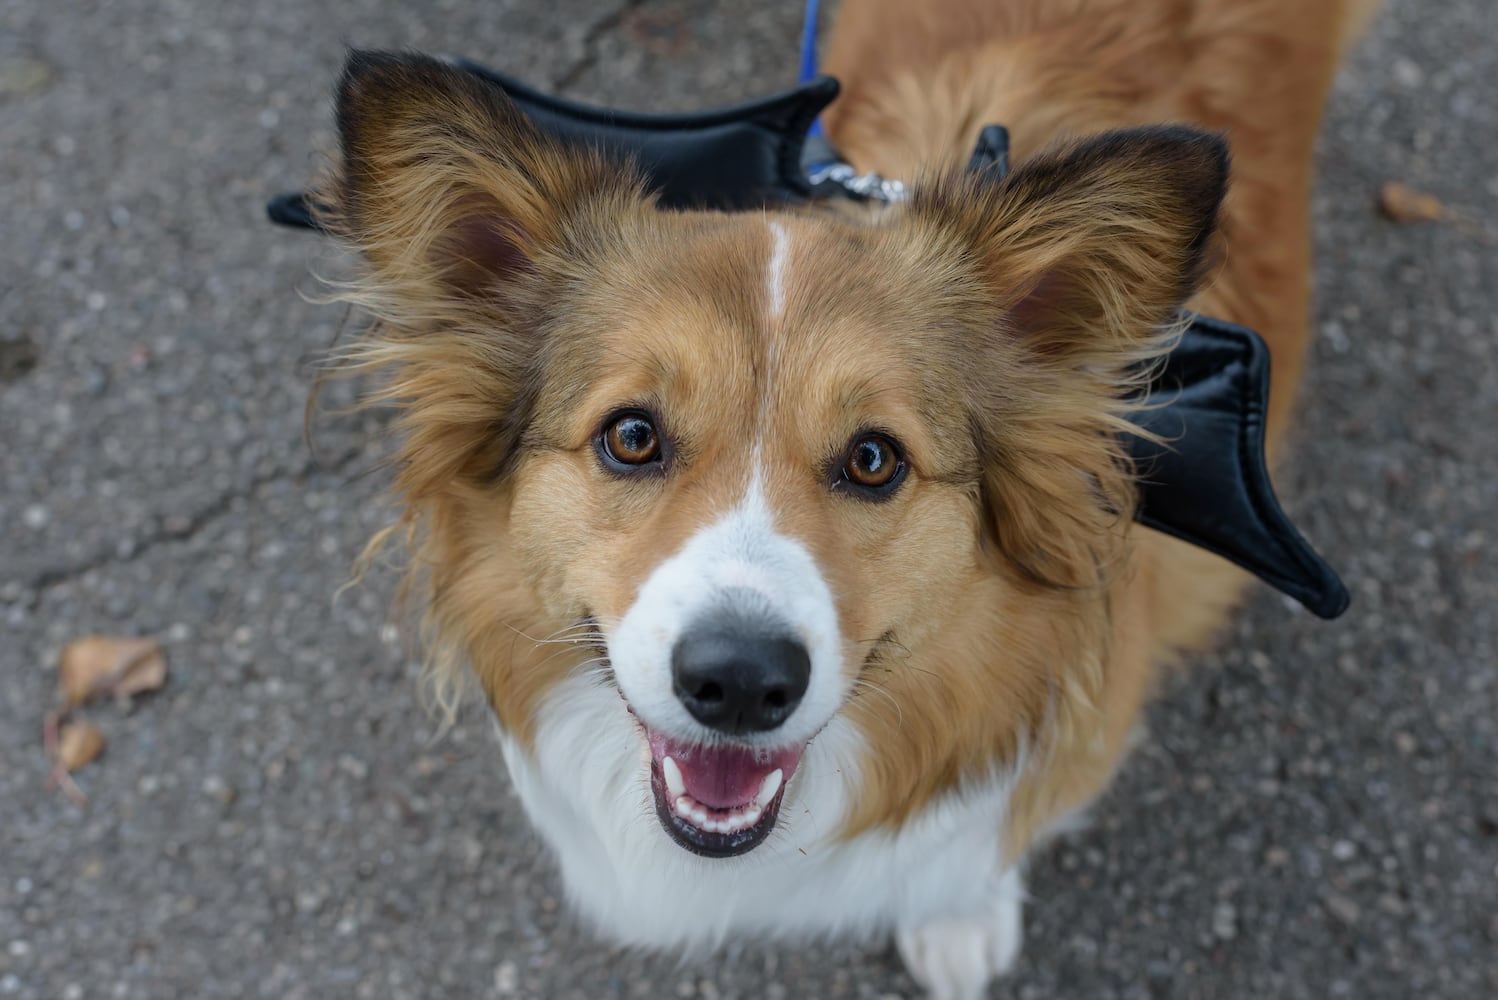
[
  {"xmin": 1393, "ymin": 56, "xmax": 1424, "ymax": 87},
  {"xmin": 1212, "ymin": 901, "xmax": 1237, "ymax": 940},
  {"xmin": 493, "ymin": 961, "xmax": 518, "ymax": 994},
  {"xmin": 1325, "ymin": 893, "xmax": 1361, "ymax": 926}
]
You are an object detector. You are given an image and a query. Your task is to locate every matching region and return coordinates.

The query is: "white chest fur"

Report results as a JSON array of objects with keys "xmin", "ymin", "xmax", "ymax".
[{"xmin": 498, "ymin": 674, "xmax": 1023, "ymax": 954}]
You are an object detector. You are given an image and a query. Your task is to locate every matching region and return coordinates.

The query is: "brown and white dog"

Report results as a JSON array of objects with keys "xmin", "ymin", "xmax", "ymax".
[{"xmin": 317, "ymin": 2, "xmax": 1374, "ymax": 996}]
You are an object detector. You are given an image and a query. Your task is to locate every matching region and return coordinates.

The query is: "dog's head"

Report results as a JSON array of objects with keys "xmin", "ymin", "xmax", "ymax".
[{"xmin": 325, "ymin": 52, "xmax": 1226, "ymax": 858}]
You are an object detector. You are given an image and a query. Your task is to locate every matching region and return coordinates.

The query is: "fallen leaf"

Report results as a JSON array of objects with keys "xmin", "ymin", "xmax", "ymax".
[
  {"xmin": 0, "ymin": 54, "xmax": 55, "ymax": 98},
  {"xmin": 1378, "ymin": 181, "xmax": 1448, "ymax": 224},
  {"xmin": 58, "ymin": 635, "xmax": 166, "ymax": 708},
  {"xmin": 43, "ymin": 716, "xmax": 106, "ymax": 805},
  {"xmin": 57, "ymin": 720, "xmax": 106, "ymax": 771}
]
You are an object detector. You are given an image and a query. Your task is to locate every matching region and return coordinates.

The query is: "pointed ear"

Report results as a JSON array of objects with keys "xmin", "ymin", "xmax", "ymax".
[
  {"xmin": 325, "ymin": 50, "xmax": 646, "ymax": 301},
  {"xmin": 914, "ymin": 126, "xmax": 1228, "ymax": 368},
  {"xmin": 918, "ymin": 128, "xmax": 1228, "ymax": 591},
  {"xmin": 316, "ymin": 53, "xmax": 649, "ymax": 502}
]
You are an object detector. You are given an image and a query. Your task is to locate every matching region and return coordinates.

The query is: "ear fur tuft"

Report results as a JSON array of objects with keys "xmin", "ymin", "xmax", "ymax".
[
  {"xmin": 914, "ymin": 125, "xmax": 1228, "ymax": 368},
  {"xmin": 324, "ymin": 49, "xmax": 647, "ymax": 300},
  {"xmin": 915, "ymin": 126, "xmax": 1230, "ymax": 590},
  {"xmin": 311, "ymin": 51, "xmax": 649, "ymax": 502}
]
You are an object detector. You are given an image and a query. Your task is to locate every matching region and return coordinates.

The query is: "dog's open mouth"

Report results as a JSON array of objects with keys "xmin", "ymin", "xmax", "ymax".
[{"xmin": 644, "ymin": 729, "xmax": 802, "ymax": 858}]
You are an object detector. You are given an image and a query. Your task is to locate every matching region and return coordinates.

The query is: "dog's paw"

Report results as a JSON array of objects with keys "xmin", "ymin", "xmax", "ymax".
[{"xmin": 895, "ymin": 873, "xmax": 1024, "ymax": 1000}]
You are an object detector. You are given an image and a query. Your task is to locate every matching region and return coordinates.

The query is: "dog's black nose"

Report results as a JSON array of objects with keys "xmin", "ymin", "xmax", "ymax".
[{"xmin": 671, "ymin": 628, "xmax": 810, "ymax": 734}]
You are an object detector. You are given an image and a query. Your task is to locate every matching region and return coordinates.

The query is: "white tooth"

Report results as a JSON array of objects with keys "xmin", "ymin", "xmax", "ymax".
[
  {"xmin": 691, "ymin": 808, "xmax": 708, "ymax": 827},
  {"xmin": 704, "ymin": 819, "xmax": 722, "ymax": 834},
  {"xmin": 744, "ymin": 805, "xmax": 762, "ymax": 826},
  {"xmin": 662, "ymin": 756, "xmax": 686, "ymax": 798},
  {"xmin": 755, "ymin": 769, "xmax": 783, "ymax": 807},
  {"xmin": 675, "ymin": 796, "xmax": 695, "ymax": 818}
]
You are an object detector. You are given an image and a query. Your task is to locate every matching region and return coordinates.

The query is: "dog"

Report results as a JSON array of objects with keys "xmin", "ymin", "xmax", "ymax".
[{"xmin": 314, "ymin": 1, "xmax": 1374, "ymax": 995}]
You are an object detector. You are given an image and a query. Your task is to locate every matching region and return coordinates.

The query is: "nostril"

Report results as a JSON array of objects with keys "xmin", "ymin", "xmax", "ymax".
[
  {"xmin": 763, "ymin": 689, "xmax": 788, "ymax": 709},
  {"xmin": 693, "ymin": 681, "xmax": 724, "ymax": 705}
]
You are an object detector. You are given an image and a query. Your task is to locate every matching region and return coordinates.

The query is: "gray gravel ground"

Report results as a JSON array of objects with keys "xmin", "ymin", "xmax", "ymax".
[{"xmin": 3, "ymin": 1, "xmax": 1496, "ymax": 997}]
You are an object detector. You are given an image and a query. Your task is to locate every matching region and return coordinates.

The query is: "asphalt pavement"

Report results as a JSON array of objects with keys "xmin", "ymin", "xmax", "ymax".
[{"xmin": 2, "ymin": 0, "xmax": 1496, "ymax": 997}]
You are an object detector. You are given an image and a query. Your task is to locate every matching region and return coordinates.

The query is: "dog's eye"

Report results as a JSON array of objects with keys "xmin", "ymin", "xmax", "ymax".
[
  {"xmin": 838, "ymin": 433, "xmax": 906, "ymax": 497},
  {"xmin": 599, "ymin": 411, "xmax": 662, "ymax": 470}
]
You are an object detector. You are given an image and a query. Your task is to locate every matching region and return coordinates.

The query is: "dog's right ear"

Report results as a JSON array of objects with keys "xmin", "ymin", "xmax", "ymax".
[
  {"xmin": 326, "ymin": 51, "xmax": 647, "ymax": 304},
  {"xmin": 318, "ymin": 53, "xmax": 650, "ymax": 501}
]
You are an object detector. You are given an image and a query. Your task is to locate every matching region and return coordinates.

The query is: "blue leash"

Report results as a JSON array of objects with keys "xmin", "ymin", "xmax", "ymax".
[
  {"xmin": 795, "ymin": 0, "xmax": 1008, "ymax": 196},
  {"xmin": 794, "ymin": 0, "xmax": 907, "ymax": 199},
  {"xmin": 798, "ymin": 0, "xmax": 824, "ymax": 137}
]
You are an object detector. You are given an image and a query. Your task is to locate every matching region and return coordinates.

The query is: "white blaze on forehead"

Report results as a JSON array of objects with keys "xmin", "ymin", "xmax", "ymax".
[
  {"xmin": 766, "ymin": 219, "xmax": 790, "ymax": 324},
  {"xmin": 755, "ymin": 219, "xmax": 791, "ymax": 467},
  {"xmin": 756, "ymin": 219, "xmax": 792, "ymax": 439}
]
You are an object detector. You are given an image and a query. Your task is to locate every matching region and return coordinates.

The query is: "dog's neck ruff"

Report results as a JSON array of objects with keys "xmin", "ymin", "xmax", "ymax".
[{"xmin": 266, "ymin": 62, "xmax": 1348, "ymax": 620}]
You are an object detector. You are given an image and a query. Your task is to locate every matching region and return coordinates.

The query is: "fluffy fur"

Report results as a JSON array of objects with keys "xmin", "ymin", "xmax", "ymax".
[{"xmin": 313, "ymin": 3, "xmax": 1374, "ymax": 996}]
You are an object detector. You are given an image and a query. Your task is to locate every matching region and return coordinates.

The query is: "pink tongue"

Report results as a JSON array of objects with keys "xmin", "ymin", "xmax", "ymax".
[{"xmin": 648, "ymin": 731, "xmax": 802, "ymax": 810}]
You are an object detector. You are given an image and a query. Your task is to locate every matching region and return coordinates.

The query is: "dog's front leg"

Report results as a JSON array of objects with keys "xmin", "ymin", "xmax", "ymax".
[{"xmin": 895, "ymin": 866, "xmax": 1025, "ymax": 1000}]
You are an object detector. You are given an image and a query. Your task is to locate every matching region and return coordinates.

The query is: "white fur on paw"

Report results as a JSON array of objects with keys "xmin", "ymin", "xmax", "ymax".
[{"xmin": 897, "ymin": 889, "xmax": 1023, "ymax": 1000}]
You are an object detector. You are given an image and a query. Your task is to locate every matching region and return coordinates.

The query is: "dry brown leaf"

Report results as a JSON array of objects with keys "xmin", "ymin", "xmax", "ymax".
[
  {"xmin": 58, "ymin": 635, "xmax": 166, "ymax": 709},
  {"xmin": 1378, "ymin": 181, "xmax": 1449, "ymax": 224},
  {"xmin": 1377, "ymin": 181, "xmax": 1495, "ymax": 244},
  {"xmin": 57, "ymin": 720, "xmax": 106, "ymax": 771}
]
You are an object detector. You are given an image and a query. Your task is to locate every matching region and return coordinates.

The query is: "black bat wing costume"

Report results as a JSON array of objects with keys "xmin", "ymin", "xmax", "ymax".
[{"xmin": 268, "ymin": 62, "xmax": 1348, "ymax": 620}]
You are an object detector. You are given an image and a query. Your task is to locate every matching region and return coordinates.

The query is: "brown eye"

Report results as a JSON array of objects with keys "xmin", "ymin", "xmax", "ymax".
[
  {"xmin": 600, "ymin": 411, "xmax": 662, "ymax": 470},
  {"xmin": 839, "ymin": 433, "xmax": 906, "ymax": 496}
]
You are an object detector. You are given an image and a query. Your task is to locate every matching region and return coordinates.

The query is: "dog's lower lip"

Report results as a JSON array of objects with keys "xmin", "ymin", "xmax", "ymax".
[
  {"xmin": 648, "ymin": 756, "xmax": 789, "ymax": 858},
  {"xmin": 637, "ymin": 726, "xmax": 804, "ymax": 858}
]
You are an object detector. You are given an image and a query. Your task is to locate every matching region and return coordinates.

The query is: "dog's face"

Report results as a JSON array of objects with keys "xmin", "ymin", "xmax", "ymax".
[{"xmin": 328, "ymin": 54, "xmax": 1225, "ymax": 857}]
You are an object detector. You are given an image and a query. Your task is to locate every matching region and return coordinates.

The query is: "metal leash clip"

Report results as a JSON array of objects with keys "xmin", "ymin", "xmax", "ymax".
[{"xmin": 806, "ymin": 161, "xmax": 910, "ymax": 203}]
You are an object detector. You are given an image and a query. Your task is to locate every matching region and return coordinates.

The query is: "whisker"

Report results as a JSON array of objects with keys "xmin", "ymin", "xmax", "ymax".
[
  {"xmin": 505, "ymin": 618, "xmax": 614, "ymax": 651},
  {"xmin": 850, "ymin": 676, "xmax": 905, "ymax": 727}
]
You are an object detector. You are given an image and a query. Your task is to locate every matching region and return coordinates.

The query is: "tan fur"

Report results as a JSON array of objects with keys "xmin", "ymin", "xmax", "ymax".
[{"xmin": 319, "ymin": 0, "xmax": 1373, "ymax": 897}]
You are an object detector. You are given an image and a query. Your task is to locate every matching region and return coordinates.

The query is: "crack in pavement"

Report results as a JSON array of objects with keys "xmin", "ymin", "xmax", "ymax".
[
  {"xmin": 552, "ymin": 0, "xmax": 646, "ymax": 93},
  {"xmin": 9, "ymin": 444, "xmax": 372, "ymax": 606},
  {"xmin": 0, "ymin": 0, "xmax": 661, "ymax": 607}
]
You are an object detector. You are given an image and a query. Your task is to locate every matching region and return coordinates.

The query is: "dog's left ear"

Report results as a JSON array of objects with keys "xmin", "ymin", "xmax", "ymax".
[
  {"xmin": 915, "ymin": 126, "xmax": 1228, "ymax": 368},
  {"xmin": 917, "ymin": 128, "xmax": 1228, "ymax": 589}
]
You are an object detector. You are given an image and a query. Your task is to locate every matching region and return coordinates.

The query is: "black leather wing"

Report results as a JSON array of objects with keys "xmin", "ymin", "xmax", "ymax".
[
  {"xmin": 266, "ymin": 64, "xmax": 839, "ymax": 228},
  {"xmin": 1128, "ymin": 315, "xmax": 1349, "ymax": 618}
]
